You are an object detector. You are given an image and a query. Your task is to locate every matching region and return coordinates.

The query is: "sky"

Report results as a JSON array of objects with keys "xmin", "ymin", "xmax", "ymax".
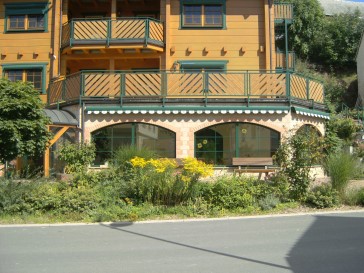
[{"xmin": 347, "ymin": 0, "xmax": 364, "ymax": 2}]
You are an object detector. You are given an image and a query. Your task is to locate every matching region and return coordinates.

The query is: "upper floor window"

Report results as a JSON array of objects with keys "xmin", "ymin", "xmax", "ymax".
[
  {"xmin": 181, "ymin": 0, "xmax": 225, "ymax": 29},
  {"xmin": 5, "ymin": 2, "xmax": 48, "ymax": 32},
  {"xmin": 2, "ymin": 63, "xmax": 47, "ymax": 94}
]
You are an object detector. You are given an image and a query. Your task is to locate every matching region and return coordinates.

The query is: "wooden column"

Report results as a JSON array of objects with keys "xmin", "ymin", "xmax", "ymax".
[
  {"xmin": 264, "ymin": 0, "xmax": 272, "ymax": 70},
  {"xmin": 162, "ymin": 0, "xmax": 171, "ymax": 70},
  {"xmin": 109, "ymin": 59, "xmax": 115, "ymax": 71},
  {"xmin": 44, "ymin": 125, "xmax": 71, "ymax": 177},
  {"xmin": 62, "ymin": 0, "xmax": 68, "ymax": 24},
  {"xmin": 111, "ymin": 0, "xmax": 117, "ymax": 19}
]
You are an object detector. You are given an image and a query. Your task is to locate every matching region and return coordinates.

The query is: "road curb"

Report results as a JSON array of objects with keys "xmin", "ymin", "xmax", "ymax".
[{"xmin": 1, "ymin": 209, "xmax": 364, "ymax": 228}]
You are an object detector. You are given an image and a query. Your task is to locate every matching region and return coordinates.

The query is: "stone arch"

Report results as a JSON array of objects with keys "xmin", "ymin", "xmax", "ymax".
[
  {"xmin": 190, "ymin": 117, "xmax": 286, "ymax": 135},
  {"xmin": 296, "ymin": 124, "xmax": 323, "ymax": 136},
  {"xmin": 194, "ymin": 122, "xmax": 281, "ymax": 165}
]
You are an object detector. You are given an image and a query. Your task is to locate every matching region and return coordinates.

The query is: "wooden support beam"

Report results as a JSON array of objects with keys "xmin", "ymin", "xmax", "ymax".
[{"xmin": 44, "ymin": 126, "xmax": 70, "ymax": 177}]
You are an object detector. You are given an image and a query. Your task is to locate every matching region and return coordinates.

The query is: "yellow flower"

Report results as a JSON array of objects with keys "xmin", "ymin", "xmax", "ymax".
[
  {"xmin": 182, "ymin": 157, "xmax": 213, "ymax": 177},
  {"xmin": 130, "ymin": 156, "xmax": 147, "ymax": 168},
  {"xmin": 148, "ymin": 158, "xmax": 177, "ymax": 173},
  {"xmin": 241, "ymin": 128, "xmax": 247, "ymax": 134},
  {"xmin": 197, "ymin": 143, "xmax": 203, "ymax": 149},
  {"xmin": 202, "ymin": 139, "xmax": 208, "ymax": 145}
]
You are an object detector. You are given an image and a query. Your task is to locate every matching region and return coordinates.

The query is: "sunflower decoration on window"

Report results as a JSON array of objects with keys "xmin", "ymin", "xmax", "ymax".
[{"xmin": 197, "ymin": 139, "xmax": 211, "ymax": 150}]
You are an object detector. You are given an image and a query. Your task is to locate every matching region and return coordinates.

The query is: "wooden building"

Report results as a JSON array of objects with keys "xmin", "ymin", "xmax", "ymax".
[{"xmin": 0, "ymin": 0, "xmax": 329, "ymax": 174}]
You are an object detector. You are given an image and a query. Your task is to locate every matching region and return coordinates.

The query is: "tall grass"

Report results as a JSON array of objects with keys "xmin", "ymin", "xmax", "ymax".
[{"xmin": 324, "ymin": 152, "xmax": 358, "ymax": 197}]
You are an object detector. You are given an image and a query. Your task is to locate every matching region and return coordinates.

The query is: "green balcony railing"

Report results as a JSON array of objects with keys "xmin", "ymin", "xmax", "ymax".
[
  {"xmin": 61, "ymin": 17, "xmax": 164, "ymax": 49},
  {"xmin": 274, "ymin": 3, "xmax": 293, "ymax": 22},
  {"xmin": 276, "ymin": 51, "xmax": 295, "ymax": 70},
  {"xmin": 48, "ymin": 70, "xmax": 324, "ymax": 106}
]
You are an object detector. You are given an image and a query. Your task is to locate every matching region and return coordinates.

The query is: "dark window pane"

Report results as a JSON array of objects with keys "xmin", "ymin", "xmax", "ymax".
[
  {"xmin": 205, "ymin": 5, "xmax": 222, "ymax": 26},
  {"xmin": 184, "ymin": 5, "xmax": 202, "ymax": 26},
  {"xmin": 26, "ymin": 69, "xmax": 42, "ymax": 91},
  {"xmin": 28, "ymin": 15, "xmax": 44, "ymax": 29},
  {"xmin": 7, "ymin": 70, "xmax": 23, "ymax": 82},
  {"xmin": 9, "ymin": 15, "xmax": 25, "ymax": 29}
]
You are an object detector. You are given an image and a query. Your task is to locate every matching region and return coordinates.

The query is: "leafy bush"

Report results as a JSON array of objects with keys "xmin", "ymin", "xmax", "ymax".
[
  {"xmin": 207, "ymin": 176, "xmax": 255, "ymax": 210},
  {"xmin": 324, "ymin": 152, "xmax": 358, "ymax": 197},
  {"xmin": 344, "ymin": 188, "xmax": 364, "ymax": 206},
  {"xmin": 0, "ymin": 179, "xmax": 101, "ymax": 216},
  {"xmin": 275, "ymin": 130, "xmax": 325, "ymax": 201},
  {"xmin": 58, "ymin": 141, "xmax": 96, "ymax": 174},
  {"xmin": 305, "ymin": 184, "xmax": 339, "ymax": 208},
  {"xmin": 258, "ymin": 194, "xmax": 280, "ymax": 211},
  {"xmin": 265, "ymin": 172, "xmax": 291, "ymax": 202}
]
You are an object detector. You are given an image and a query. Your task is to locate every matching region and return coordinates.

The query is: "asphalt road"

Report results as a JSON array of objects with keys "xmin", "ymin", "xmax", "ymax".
[{"xmin": 1, "ymin": 211, "xmax": 364, "ymax": 273}]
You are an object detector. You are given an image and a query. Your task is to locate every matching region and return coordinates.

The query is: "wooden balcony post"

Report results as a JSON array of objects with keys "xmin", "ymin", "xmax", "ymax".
[{"xmin": 111, "ymin": 0, "xmax": 117, "ymax": 19}]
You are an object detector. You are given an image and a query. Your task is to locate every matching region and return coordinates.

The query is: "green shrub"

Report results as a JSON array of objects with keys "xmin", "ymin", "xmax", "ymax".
[
  {"xmin": 203, "ymin": 176, "xmax": 255, "ymax": 210},
  {"xmin": 305, "ymin": 184, "xmax": 339, "ymax": 208},
  {"xmin": 58, "ymin": 141, "xmax": 96, "ymax": 174},
  {"xmin": 265, "ymin": 172, "xmax": 291, "ymax": 202},
  {"xmin": 344, "ymin": 188, "xmax": 364, "ymax": 206},
  {"xmin": 324, "ymin": 152, "xmax": 358, "ymax": 197},
  {"xmin": 275, "ymin": 130, "xmax": 325, "ymax": 201},
  {"xmin": 258, "ymin": 194, "xmax": 280, "ymax": 211},
  {"xmin": 0, "ymin": 179, "xmax": 40, "ymax": 214}
]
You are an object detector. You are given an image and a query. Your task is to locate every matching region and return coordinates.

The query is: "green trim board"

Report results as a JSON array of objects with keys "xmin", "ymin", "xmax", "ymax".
[
  {"xmin": 177, "ymin": 60, "xmax": 228, "ymax": 70},
  {"xmin": 2, "ymin": 63, "xmax": 48, "ymax": 94},
  {"xmin": 4, "ymin": 2, "xmax": 49, "ymax": 33},
  {"xmin": 180, "ymin": 0, "xmax": 226, "ymax": 29}
]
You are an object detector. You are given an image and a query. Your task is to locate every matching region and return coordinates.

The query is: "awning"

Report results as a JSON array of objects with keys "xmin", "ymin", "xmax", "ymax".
[
  {"xmin": 43, "ymin": 109, "xmax": 78, "ymax": 126},
  {"xmin": 86, "ymin": 106, "xmax": 291, "ymax": 115},
  {"xmin": 292, "ymin": 107, "xmax": 330, "ymax": 120}
]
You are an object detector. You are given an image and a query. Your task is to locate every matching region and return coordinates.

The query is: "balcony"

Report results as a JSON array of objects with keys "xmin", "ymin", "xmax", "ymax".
[
  {"xmin": 61, "ymin": 18, "xmax": 164, "ymax": 52},
  {"xmin": 48, "ymin": 71, "xmax": 325, "ymax": 111},
  {"xmin": 274, "ymin": 3, "xmax": 293, "ymax": 23},
  {"xmin": 276, "ymin": 51, "xmax": 295, "ymax": 70}
]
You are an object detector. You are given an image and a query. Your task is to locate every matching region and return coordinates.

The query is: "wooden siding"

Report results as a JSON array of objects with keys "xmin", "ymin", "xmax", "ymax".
[
  {"xmin": 165, "ymin": 0, "xmax": 273, "ymax": 71},
  {"xmin": 0, "ymin": 0, "xmax": 60, "ymax": 96}
]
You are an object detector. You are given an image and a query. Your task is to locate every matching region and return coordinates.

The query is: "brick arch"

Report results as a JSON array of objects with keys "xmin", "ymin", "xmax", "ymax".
[
  {"xmin": 296, "ymin": 123, "xmax": 324, "ymax": 136},
  {"xmin": 190, "ymin": 119, "xmax": 285, "ymax": 135},
  {"xmin": 87, "ymin": 117, "xmax": 179, "ymax": 135}
]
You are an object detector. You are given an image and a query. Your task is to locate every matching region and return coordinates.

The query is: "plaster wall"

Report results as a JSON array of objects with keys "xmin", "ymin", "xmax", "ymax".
[{"xmin": 81, "ymin": 111, "xmax": 325, "ymax": 158}]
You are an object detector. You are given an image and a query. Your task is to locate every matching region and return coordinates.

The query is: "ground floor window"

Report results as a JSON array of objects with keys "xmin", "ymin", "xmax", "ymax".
[
  {"xmin": 195, "ymin": 123, "xmax": 280, "ymax": 165},
  {"xmin": 91, "ymin": 123, "xmax": 176, "ymax": 165}
]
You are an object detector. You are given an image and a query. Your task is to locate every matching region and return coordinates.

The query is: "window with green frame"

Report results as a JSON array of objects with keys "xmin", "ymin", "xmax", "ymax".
[
  {"xmin": 91, "ymin": 123, "xmax": 176, "ymax": 166},
  {"xmin": 4, "ymin": 2, "xmax": 49, "ymax": 32},
  {"xmin": 195, "ymin": 123, "xmax": 280, "ymax": 165},
  {"xmin": 180, "ymin": 0, "xmax": 226, "ymax": 29},
  {"xmin": 2, "ymin": 63, "xmax": 47, "ymax": 94}
]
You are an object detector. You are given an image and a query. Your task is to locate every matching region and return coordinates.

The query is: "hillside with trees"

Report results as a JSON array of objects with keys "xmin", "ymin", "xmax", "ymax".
[{"xmin": 276, "ymin": 0, "xmax": 364, "ymax": 111}]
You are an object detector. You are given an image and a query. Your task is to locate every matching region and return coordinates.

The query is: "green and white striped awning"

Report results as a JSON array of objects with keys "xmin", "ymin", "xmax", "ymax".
[{"xmin": 292, "ymin": 107, "xmax": 330, "ymax": 120}]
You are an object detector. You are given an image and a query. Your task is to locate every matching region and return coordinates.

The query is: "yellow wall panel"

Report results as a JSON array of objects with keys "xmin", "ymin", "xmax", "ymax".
[{"xmin": 166, "ymin": 0, "xmax": 271, "ymax": 71}]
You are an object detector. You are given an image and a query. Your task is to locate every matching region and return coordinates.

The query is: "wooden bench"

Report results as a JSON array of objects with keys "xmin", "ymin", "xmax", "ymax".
[{"xmin": 232, "ymin": 157, "xmax": 278, "ymax": 179}]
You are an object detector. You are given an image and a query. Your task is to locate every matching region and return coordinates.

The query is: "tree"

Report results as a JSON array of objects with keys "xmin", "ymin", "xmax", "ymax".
[
  {"xmin": 313, "ymin": 10, "xmax": 364, "ymax": 69},
  {"xmin": 0, "ymin": 78, "xmax": 51, "ymax": 167},
  {"xmin": 277, "ymin": 0, "xmax": 325, "ymax": 60}
]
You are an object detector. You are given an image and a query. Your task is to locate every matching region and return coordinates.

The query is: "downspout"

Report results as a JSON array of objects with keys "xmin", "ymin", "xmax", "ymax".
[
  {"xmin": 59, "ymin": 0, "xmax": 63, "ymax": 77},
  {"xmin": 81, "ymin": 102, "xmax": 85, "ymax": 141},
  {"xmin": 268, "ymin": 0, "xmax": 273, "ymax": 71}
]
